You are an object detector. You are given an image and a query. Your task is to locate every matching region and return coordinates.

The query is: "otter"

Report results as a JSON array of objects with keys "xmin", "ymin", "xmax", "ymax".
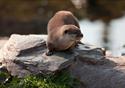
[{"xmin": 46, "ymin": 11, "xmax": 83, "ymax": 56}]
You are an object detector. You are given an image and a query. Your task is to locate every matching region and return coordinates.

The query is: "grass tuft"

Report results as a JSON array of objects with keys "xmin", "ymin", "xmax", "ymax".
[{"xmin": 0, "ymin": 71, "xmax": 79, "ymax": 88}]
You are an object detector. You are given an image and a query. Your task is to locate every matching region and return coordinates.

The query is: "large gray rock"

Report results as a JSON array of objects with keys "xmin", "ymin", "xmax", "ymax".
[
  {"xmin": 2, "ymin": 34, "xmax": 125, "ymax": 88},
  {"xmin": 0, "ymin": 34, "xmax": 105, "ymax": 78},
  {"xmin": 0, "ymin": 34, "xmax": 78, "ymax": 77}
]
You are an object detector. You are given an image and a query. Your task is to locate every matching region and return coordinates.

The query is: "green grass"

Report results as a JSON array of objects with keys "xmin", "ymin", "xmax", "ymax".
[{"xmin": 0, "ymin": 71, "xmax": 79, "ymax": 88}]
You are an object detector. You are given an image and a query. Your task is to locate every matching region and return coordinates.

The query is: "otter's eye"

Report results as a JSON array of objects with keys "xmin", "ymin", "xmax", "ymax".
[{"xmin": 64, "ymin": 30, "xmax": 68, "ymax": 34}]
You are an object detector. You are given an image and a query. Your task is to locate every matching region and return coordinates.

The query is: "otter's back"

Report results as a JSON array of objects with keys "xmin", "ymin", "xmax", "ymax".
[{"xmin": 47, "ymin": 11, "xmax": 80, "ymax": 32}]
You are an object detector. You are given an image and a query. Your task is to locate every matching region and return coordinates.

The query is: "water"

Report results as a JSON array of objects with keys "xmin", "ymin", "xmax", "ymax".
[{"xmin": 79, "ymin": 16, "xmax": 125, "ymax": 56}]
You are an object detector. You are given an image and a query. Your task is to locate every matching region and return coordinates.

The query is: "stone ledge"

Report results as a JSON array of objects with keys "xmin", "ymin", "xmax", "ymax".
[
  {"xmin": 0, "ymin": 34, "xmax": 105, "ymax": 78},
  {"xmin": 1, "ymin": 34, "xmax": 125, "ymax": 88}
]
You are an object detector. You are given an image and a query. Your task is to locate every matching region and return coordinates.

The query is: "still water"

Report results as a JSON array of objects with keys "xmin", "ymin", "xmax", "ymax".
[{"xmin": 80, "ymin": 16, "xmax": 125, "ymax": 56}]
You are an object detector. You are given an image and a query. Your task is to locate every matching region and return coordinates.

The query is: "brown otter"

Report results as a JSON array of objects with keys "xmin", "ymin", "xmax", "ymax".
[{"xmin": 46, "ymin": 11, "xmax": 83, "ymax": 56}]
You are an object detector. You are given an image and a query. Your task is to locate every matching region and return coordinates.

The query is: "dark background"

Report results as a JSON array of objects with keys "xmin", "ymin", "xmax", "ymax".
[{"xmin": 0, "ymin": 0, "xmax": 125, "ymax": 36}]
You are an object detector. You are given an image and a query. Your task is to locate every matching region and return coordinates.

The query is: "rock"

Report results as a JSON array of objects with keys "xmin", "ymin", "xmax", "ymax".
[
  {"xmin": 70, "ymin": 55, "xmax": 125, "ymax": 88},
  {"xmin": 1, "ymin": 34, "xmax": 125, "ymax": 88},
  {"xmin": 74, "ymin": 44, "xmax": 105, "ymax": 64},
  {"xmin": 4, "ymin": 34, "xmax": 125, "ymax": 88},
  {"xmin": 0, "ymin": 34, "xmax": 105, "ymax": 78},
  {"xmin": 0, "ymin": 34, "xmax": 78, "ymax": 77}
]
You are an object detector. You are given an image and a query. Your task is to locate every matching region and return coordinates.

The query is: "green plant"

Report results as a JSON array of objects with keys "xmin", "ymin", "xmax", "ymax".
[{"xmin": 0, "ymin": 71, "xmax": 78, "ymax": 88}]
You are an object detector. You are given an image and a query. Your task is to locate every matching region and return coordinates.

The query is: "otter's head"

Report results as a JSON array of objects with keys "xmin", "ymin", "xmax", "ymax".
[{"xmin": 61, "ymin": 25, "xmax": 83, "ymax": 41}]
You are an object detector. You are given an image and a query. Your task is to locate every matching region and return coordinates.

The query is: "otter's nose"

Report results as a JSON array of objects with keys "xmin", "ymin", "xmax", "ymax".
[
  {"xmin": 77, "ymin": 33, "xmax": 83, "ymax": 37},
  {"xmin": 79, "ymin": 33, "xmax": 83, "ymax": 37}
]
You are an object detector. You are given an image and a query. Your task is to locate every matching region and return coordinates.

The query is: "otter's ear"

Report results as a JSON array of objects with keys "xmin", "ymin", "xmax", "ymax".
[{"xmin": 64, "ymin": 30, "xmax": 68, "ymax": 34}]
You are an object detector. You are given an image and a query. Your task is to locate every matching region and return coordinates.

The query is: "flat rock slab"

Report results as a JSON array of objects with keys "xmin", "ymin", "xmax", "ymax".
[
  {"xmin": 1, "ymin": 34, "xmax": 125, "ymax": 88},
  {"xmin": 0, "ymin": 34, "xmax": 105, "ymax": 78}
]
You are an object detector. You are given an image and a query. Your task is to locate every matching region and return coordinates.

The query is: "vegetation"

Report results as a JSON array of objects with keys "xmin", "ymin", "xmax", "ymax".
[{"xmin": 0, "ymin": 71, "xmax": 79, "ymax": 88}]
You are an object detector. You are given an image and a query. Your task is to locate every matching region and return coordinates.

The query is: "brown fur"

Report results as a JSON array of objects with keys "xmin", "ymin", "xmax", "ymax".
[{"xmin": 46, "ymin": 11, "xmax": 83, "ymax": 56}]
